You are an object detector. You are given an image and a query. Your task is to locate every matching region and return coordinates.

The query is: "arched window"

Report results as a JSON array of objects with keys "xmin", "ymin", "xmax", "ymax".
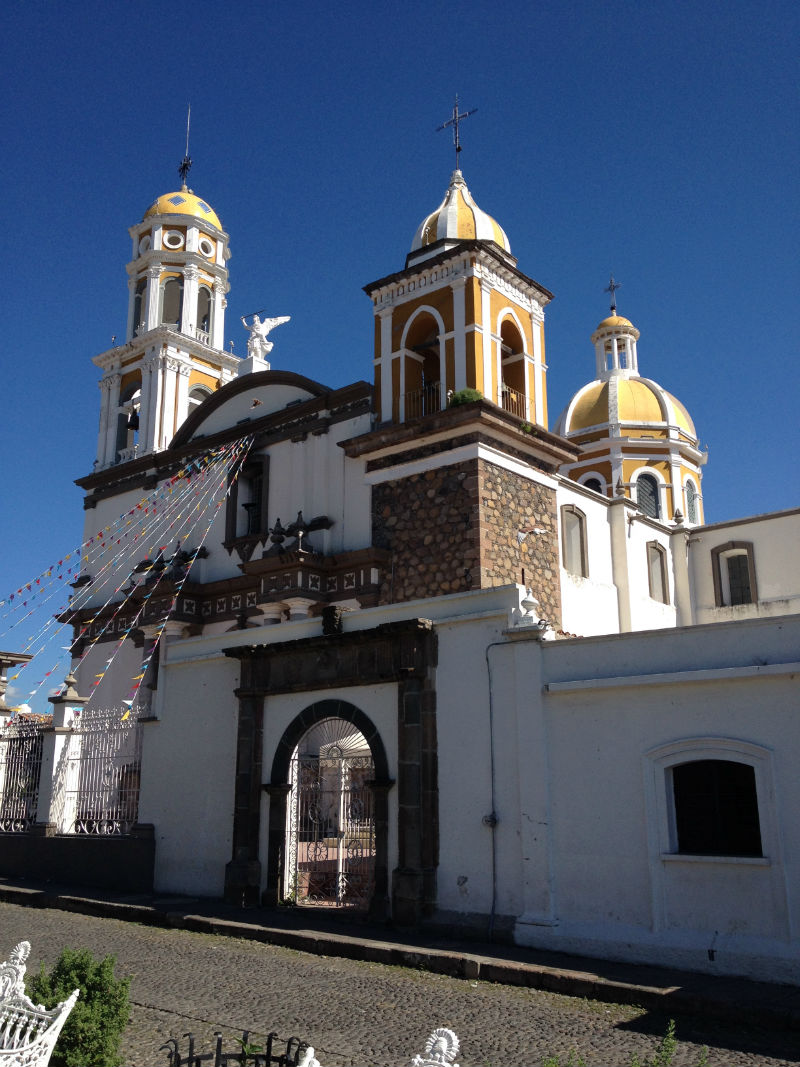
[
  {"xmin": 685, "ymin": 480, "xmax": 698, "ymax": 524},
  {"xmin": 711, "ymin": 541, "xmax": 757, "ymax": 606},
  {"xmin": 132, "ymin": 279, "xmax": 146, "ymax": 336},
  {"xmin": 646, "ymin": 541, "xmax": 669, "ymax": 603},
  {"xmin": 582, "ymin": 476, "xmax": 604, "ymax": 496},
  {"xmin": 499, "ymin": 318, "xmax": 527, "ymax": 418},
  {"xmin": 197, "ymin": 286, "xmax": 212, "ymax": 336},
  {"xmin": 636, "ymin": 472, "xmax": 660, "ymax": 519},
  {"xmin": 561, "ymin": 505, "xmax": 588, "ymax": 578},
  {"xmin": 188, "ymin": 385, "xmax": 212, "ymax": 411},
  {"xmin": 160, "ymin": 277, "xmax": 183, "ymax": 327},
  {"xmin": 671, "ymin": 759, "xmax": 762, "ymax": 857}
]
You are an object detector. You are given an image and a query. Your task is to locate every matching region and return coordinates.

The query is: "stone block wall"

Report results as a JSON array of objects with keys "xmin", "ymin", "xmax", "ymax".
[
  {"xmin": 477, "ymin": 458, "xmax": 561, "ymax": 628},
  {"xmin": 372, "ymin": 461, "xmax": 480, "ymax": 604},
  {"xmin": 371, "ymin": 456, "xmax": 561, "ymax": 628}
]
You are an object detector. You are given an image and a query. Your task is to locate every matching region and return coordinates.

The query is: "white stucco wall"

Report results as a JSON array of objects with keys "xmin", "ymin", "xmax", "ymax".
[
  {"xmin": 556, "ymin": 482, "xmax": 619, "ymax": 636},
  {"xmin": 690, "ymin": 508, "xmax": 800, "ymax": 624},
  {"xmin": 137, "ymin": 648, "xmax": 239, "ymax": 896}
]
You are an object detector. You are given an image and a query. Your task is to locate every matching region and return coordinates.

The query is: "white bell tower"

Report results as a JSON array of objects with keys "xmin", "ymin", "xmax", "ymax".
[{"xmin": 92, "ymin": 163, "xmax": 238, "ymax": 469}]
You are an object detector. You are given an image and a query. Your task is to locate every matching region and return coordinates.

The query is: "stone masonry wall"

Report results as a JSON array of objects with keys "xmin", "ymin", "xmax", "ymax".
[
  {"xmin": 477, "ymin": 458, "xmax": 561, "ymax": 628},
  {"xmin": 371, "ymin": 456, "xmax": 561, "ymax": 628},
  {"xmin": 372, "ymin": 460, "xmax": 480, "ymax": 604}
]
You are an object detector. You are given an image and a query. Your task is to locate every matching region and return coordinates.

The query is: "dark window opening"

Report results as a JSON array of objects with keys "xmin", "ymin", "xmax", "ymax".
[
  {"xmin": 636, "ymin": 473, "xmax": 660, "ymax": 519},
  {"xmin": 672, "ymin": 759, "xmax": 762, "ymax": 857}
]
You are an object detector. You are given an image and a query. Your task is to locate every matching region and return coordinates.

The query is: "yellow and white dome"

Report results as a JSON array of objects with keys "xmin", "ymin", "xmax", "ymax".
[
  {"xmin": 144, "ymin": 190, "xmax": 222, "ymax": 230},
  {"xmin": 410, "ymin": 170, "xmax": 510, "ymax": 255},
  {"xmin": 558, "ymin": 377, "xmax": 697, "ymax": 438}
]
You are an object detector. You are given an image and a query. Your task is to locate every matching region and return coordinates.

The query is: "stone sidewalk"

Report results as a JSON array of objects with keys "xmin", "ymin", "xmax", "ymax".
[{"xmin": 1, "ymin": 878, "xmax": 799, "ymax": 1065}]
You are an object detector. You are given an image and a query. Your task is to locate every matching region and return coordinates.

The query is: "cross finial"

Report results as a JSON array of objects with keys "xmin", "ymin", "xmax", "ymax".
[
  {"xmin": 604, "ymin": 274, "xmax": 622, "ymax": 313},
  {"xmin": 178, "ymin": 104, "xmax": 192, "ymax": 189},
  {"xmin": 436, "ymin": 95, "xmax": 478, "ymax": 169}
]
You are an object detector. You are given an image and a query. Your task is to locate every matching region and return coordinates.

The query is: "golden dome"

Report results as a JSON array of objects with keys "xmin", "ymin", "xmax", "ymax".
[
  {"xmin": 597, "ymin": 314, "xmax": 634, "ymax": 329},
  {"xmin": 410, "ymin": 170, "xmax": 509, "ymax": 254},
  {"xmin": 144, "ymin": 190, "xmax": 222, "ymax": 230},
  {"xmin": 558, "ymin": 377, "xmax": 696, "ymax": 438}
]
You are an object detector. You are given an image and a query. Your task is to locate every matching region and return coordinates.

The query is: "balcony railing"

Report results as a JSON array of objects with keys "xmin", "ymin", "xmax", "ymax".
[
  {"xmin": 501, "ymin": 383, "xmax": 528, "ymax": 420},
  {"xmin": 402, "ymin": 382, "xmax": 442, "ymax": 420}
]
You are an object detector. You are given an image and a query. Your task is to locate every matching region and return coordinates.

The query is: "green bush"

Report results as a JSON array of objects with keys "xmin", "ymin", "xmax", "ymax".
[
  {"xmin": 26, "ymin": 947, "xmax": 130, "ymax": 1067},
  {"xmin": 448, "ymin": 387, "xmax": 483, "ymax": 407}
]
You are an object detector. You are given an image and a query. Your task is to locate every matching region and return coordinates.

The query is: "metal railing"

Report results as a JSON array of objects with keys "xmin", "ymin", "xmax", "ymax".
[
  {"xmin": 500, "ymin": 383, "xmax": 528, "ymax": 420},
  {"xmin": 0, "ymin": 719, "xmax": 44, "ymax": 832},
  {"xmin": 402, "ymin": 382, "xmax": 442, "ymax": 420}
]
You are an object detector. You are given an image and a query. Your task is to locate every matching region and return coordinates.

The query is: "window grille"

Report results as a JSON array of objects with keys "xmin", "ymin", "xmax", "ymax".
[
  {"xmin": 636, "ymin": 473, "xmax": 660, "ymax": 519},
  {"xmin": 686, "ymin": 481, "xmax": 698, "ymax": 523}
]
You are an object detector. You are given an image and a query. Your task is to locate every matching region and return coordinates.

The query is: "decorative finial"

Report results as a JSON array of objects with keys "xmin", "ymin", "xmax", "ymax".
[
  {"xmin": 605, "ymin": 274, "xmax": 622, "ymax": 314},
  {"xmin": 178, "ymin": 104, "xmax": 192, "ymax": 189},
  {"xmin": 436, "ymin": 95, "xmax": 477, "ymax": 170}
]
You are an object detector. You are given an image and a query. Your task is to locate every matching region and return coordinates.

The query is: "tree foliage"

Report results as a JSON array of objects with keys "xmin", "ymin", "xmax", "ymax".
[{"xmin": 26, "ymin": 947, "xmax": 130, "ymax": 1067}]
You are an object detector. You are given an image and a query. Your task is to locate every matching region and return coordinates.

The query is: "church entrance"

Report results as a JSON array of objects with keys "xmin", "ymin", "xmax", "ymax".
[{"xmin": 284, "ymin": 717, "xmax": 375, "ymax": 909}]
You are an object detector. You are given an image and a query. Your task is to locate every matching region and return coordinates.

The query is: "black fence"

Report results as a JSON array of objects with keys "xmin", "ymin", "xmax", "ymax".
[{"xmin": 160, "ymin": 1031, "xmax": 310, "ymax": 1067}]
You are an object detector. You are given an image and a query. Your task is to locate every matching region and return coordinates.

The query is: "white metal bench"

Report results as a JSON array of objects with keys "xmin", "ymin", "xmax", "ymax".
[{"xmin": 0, "ymin": 942, "xmax": 79, "ymax": 1067}]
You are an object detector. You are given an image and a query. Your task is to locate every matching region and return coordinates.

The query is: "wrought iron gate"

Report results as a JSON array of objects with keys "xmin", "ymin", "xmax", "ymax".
[
  {"xmin": 285, "ymin": 720, "xmax": 375, "ymax": 908},
  {"xmin": 51, "ymin": 707, "xmax": 143, "ymax": 835},
  {"xmin": 0, "ymin": 719, "xmax": 44, "ymax": 832}
]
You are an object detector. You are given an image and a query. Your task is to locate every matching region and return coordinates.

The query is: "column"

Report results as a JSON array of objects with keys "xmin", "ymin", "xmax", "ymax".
[
  {"xmin": 451, "ymin": 277, "xmax": 467, "ymax": 394},
  {"xmin": 145, "ymin": 264, "xmax": 162, "ymax": 331},
  {"xmin": 181, "ymin": 264, "xmax": 199, "ymax": 337},
  {"xmin": 160, "ymin": 357, "xmax": 181, "ymax": 447},
  {"xmin": 125, "ymin": 277, "xmax": 136, "ymax": 342},
  {"xmin": 138, "ymin": 353, "xmax": 157, "ymax": 454},
  {"xmin": 670, "ymin": 524, "xmax": 694, "ymax": 627},
  {"xmin": 480, "ymin": 281, "xmax": 493, "ymax": 400},
  {"xmin": 96, "ymin": 378, "xmax": 113, "ymax": 466},
  {"xmin": 35, "ymin": 674, "xmax": 87, "ymax": 834},
  {"xmin": 530, "ymin": 309, "xmax": 545, "ymax": 426},
  {"xmin": 379, "ymin": 307, "xmax": 393, "ymax": 423},
  {"xmin": 224, "ymin": 691, "xmax": 265, "ymax": 906},
  {"xmin": 609, "ymin": 496, "xmax": 634, "ymax": 632},
  {"xmin": 102, "ymin": 373, "xmax": 122, "ymax": 466},
  {"xmin": 174, "ymin": 362, "xmax": 192, "ymax": 434},
  {"xmin": 212, "ymin": 279, "xmax": 226, "ymax": 350}
]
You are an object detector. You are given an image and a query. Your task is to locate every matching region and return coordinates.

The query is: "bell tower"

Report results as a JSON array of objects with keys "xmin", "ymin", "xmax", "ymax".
[
  {"xmin": 92, "ymin": 168, "xmax": 238, "ymax": 469},
  {"xmin": 365, "ymin": 169, "xmax": 553, "ymax": 429}
]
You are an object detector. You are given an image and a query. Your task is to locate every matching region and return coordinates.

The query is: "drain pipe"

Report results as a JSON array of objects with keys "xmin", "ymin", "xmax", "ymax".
[{"xmin": 484, "ymin": 639, "xmax": 508, "ymax": 942}]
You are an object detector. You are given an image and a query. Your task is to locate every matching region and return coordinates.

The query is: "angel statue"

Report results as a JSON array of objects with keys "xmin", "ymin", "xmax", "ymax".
[{"xmin": 241, "ymin": 313, "xmax": 291, "ymax": 359}]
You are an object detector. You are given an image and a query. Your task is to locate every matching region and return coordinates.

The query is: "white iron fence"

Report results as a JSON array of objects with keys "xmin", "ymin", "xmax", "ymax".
[{"xmin": 0, "ymin": 708, "xmax": 144, "ymax": 836}]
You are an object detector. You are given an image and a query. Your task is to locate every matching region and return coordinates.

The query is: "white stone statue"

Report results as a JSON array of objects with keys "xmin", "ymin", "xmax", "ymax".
[{"xmin": 241, "ymin": 313, "xmax": 290, "ymax": 359}]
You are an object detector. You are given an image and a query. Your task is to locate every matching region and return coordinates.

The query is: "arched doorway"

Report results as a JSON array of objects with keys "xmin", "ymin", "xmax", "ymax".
[
  {"xmin": 285, "ymin": 717, "xmax": 375, "ymax": 908},
  {"xmin": 266, "ymin": 699, "xmax": 391, "ymax": 916}
]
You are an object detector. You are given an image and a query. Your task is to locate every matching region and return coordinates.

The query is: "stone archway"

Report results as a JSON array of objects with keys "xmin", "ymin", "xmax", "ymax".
[{"xmin": 265, "ymin": 699, "xmax": 391, "ymax": 920}]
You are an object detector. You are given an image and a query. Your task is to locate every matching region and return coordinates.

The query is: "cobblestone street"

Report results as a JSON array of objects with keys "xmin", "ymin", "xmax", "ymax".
[{"xmin": 2, "ymin": 903, "xmax": 798, "ymax": 1067}]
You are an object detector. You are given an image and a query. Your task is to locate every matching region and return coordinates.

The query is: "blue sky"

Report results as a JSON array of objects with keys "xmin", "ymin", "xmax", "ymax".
[{"xmin": 1, "ymin": 0, "xmax": 798, "ymax": 692}]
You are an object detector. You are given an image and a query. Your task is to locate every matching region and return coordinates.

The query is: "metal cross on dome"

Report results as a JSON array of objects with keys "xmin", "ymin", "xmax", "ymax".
[
  {"xmin": 436, "ymin": 95, "xmax": 478, "ymax": 169},
  {"xmin": 605, "ymin": 274, "xmax": 622, "ymax": 313},
  {"xmin": 178, "ymin": 104, "xmax": 192, "ymax": 189}
]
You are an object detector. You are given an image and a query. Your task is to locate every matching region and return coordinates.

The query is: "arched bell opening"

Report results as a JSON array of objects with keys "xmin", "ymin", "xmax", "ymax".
[
  {"xmin": 115, "ymin": 381, "xmax": 141, "ymax": 463},
  {"xmin": 401, "ymin": 312, "xmax": 443, "ymax": 420},
  {"xmin": 499, "ymin": 318, "xmax": 528, "ymax": 419},
  {"xmin": 266, "ymin": 700, "xmax": 391, "ymax": 918}
]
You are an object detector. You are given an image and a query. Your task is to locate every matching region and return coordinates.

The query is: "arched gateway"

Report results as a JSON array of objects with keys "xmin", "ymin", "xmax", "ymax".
[
  {"xmin": 266, "ymin": 700, "xmax": 391, "ymax": 918},
  {"xmin": 285, "ymin": 717, "xmax": 375, "ymax": 908}
]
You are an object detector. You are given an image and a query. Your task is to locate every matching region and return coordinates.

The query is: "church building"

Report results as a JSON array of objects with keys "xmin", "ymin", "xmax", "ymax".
[{"xmin": 1, "ymin": 159, "xmax": 798, "ymax": 986}]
